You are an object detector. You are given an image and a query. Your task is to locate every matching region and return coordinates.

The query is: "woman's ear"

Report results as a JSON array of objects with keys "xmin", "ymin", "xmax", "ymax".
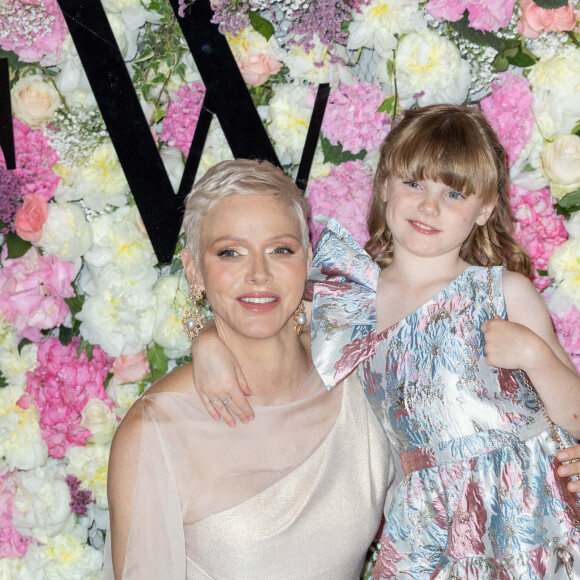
[
  {"xmin": 180, "ymin": 248, "xmax": 204, "ymax": 291},
  {"xmin": 306, "ymin": 244, "xmax": 313, "ymax": 270}
]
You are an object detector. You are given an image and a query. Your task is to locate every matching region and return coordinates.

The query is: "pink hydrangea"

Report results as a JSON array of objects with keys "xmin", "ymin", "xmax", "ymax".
[
  {"xmin": 308, "ymin": 160, "xmax": 373, "ymax": 246},
  {"xmin": 160, "ymin": 82, "xmax": 206, "ymax": 156},
  {"xmin": 0, "ymin": 247, "xmax": 75, "ymax": 342},
  {"xmin": 0, "ymin": 0, "xmax": 69, "ymax": 63},
  {"xmin": 322, "ymin": 80, "xmax": 391, "ymax": 155},
  {"xmin": 481, "ymin": 71, "xmax": 534, "ymax": 167},
  {"xmin": 510, "ymin": 185, "xmax": 567, "ymax": 290},
  {"xmin": 0, "ymin": 469, "xmax": 32, "ymax": 558},
  {"xmin": 0, "ymin": 118, "xmax": 60, "ymax": 201},
  {"xmin": 26, "ymin": 338, "xmax": 113, "ymax": 458},
  {"xmin": 548, "ymin": 303, "xmax": 580, "ymax": 373},
  {"xmin": 426, "ymin": 0, "xmax": 516, "ymax": 31}
]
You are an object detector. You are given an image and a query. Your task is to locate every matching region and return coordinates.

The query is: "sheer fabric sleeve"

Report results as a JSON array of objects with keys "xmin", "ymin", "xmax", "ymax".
[
  {"xmin": 103, "ymin": 396, "xmax": 187, "ymax": 579},
  {"xmin": 307, "ymin": 218, "xmax": 382, "ymax": 389}
]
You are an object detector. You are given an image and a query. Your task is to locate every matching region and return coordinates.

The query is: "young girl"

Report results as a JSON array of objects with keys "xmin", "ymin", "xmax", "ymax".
[{"xmin": 191, "ymin": 104, "xmax": 580, "ymax": 577}]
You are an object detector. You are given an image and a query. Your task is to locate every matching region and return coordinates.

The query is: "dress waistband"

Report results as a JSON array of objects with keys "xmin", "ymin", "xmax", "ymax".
[{"xmin": 399, "ymin": 413, "xmax": 552, "ymax": 476}]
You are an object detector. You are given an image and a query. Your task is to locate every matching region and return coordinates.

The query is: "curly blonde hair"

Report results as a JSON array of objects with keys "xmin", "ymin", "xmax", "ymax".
[{"xmin": 365, "ymin": 104, "xmax": 531, "ymax": 275}]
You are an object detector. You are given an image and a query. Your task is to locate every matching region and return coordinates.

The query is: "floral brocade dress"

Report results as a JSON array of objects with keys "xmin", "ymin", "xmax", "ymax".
[{"xmin": 308, "ymin": 219, "xmax": 580, "ymax": 579}]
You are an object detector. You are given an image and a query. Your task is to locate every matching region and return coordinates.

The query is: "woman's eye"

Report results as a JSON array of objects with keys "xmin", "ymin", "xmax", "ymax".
[
  {"xmin": 447, "ymin": 190, "xmax": 465, "ymax": 200},
  {"xmin": 217, "ymin": 248, "xmax": 239, "ymax": 257},
  {"xmin": 272, "ymin": 246, "xmax": 295, "ymax": 255}
]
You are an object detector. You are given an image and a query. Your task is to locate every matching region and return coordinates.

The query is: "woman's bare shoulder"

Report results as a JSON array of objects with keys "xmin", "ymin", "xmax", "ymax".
[{"xmin": 142, "ymin": 362, "xmax": 195, "ymax": 396}]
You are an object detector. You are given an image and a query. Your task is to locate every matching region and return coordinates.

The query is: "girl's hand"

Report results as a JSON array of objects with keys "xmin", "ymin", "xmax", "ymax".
[
  {"xmin": 557, "ymin": 445, "xmax": 580, "ymax": 493},
  {"xmin": 191, "ymin": 323, "xmax": 254, "ymax": 427},
  {"xmin": 481, "ymin": 316, "xmax": 544, "ymax": 371}
]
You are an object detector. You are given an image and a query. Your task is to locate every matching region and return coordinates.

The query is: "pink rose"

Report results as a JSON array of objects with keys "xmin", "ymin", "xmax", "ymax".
[
  {"xmin": 14, "ymin": 194, "xmax": 48, "ymax": 242},
  {"xmin": 518, "ymin": 0, "xmax": 576, "ymax": 38},
  {"xmin": 238, "ymin": 53, "xmax": 282, "ymax": 87},
  {"xmin": 112, "ymin": 351, "xmax": 151, "ymax": 382}
]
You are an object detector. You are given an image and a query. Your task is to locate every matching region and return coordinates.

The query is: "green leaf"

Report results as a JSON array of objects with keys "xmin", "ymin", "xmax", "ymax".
[
  {"xmin": 170, "ymin": 256, "xmax": 184, "ymax": 275},
  {"xmin": 448, "ymin": 11, "xmax": 504, "ymax": 52},
  {"xmin": 533, "ymin": 0, "xmax": 568, "ymax": 7},
  {"xmin": 5, "ymin": 233, "xmax": 32, "ymax": 259},
  {"xmin": 64, "ymin": 289, "xmax": 85, "ymax": 317},
  {"xmin": 147, "ymin": 344, "xmax": 169, "ymax": 381},
  {"xmin": 153, "ymin": 107, "xmax": 166, "ymax": 123},
  {"xmin": 0, "ymin": 370, "xmax": 7, "ymax": 389},
  {"xmin": 59, "ymin": 325, "xmax": 74, "ymax": 346},
  {"xmin": 18, "ymin": 338, "xmax": 33, "ymax": 354},
  {"xmin": 572, "ymin": 121, "xmax": 580, "ymax": 136},
  {"xmin": 77, "ymin": 338, "xmax": 94, "ymax": 361},
  {"xmin": 320, "ymin": 137, "xmax": 366, "ymax": 165},
  {"xmin": 377, "ymin": 96, "xmax": 396, "ymax": 115},
  {"xmin": 556, "ymin": 188, "xmax": 580, "ymax": 208},
  {"xmin": 492, "ymin": 54, "xmax": 509, "ymax": 73},
  {"xmin": 507, "ymin": 48, "xmax": 536, "ymax": 68},
  {"xmin": 249, "ymin": 11, "xmax": 275, "ymax": 41},
  {"xmin": 536, "ymin": 269, "xmax": 549, "ymax": 277},
  {"xmin": 386, "ymin": 60, "xmax": 395, "ymax": 78}
]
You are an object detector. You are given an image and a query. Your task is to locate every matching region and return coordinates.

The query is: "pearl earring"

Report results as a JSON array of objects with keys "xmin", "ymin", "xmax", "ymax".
[
  {"xmin": 182, "ymin": 281, "xmax": 204, "ymax": 340},
  {"xmin": 293, "ymin": 301, "xmax": 307, "ymax": 336}
]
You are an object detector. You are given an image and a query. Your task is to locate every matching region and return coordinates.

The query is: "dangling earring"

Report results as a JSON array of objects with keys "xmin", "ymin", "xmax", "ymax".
[
  {"xmin": 182, "ymin": 281, "xmax": 204, "ymax": 340},
  {"xmin": 293, "ymin": 301, "xmax": 307, "ymax": 336}
]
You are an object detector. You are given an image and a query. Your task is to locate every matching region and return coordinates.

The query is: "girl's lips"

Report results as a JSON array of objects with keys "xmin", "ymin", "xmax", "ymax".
[
  {"xmin": 237, "ymin": 293, "xmax": 280, "ymax": 312},
  {"xmin": 409, "ymin": 220, "xmax": 440, "ymax": 235}
]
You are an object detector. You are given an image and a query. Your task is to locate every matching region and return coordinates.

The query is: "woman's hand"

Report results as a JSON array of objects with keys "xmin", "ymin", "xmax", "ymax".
[
  {"xmin": 191, "ymin": 322, "xmax": 254, "ymax": 427},
  {"xmin": 557, "ymin": 445, "xmax": 580, "ymax": 493}
]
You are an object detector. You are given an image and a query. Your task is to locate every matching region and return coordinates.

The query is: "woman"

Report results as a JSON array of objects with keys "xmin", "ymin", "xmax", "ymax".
[{"xmin": 104, "ymin": 159, "xmax": 397, "ymax": 579}]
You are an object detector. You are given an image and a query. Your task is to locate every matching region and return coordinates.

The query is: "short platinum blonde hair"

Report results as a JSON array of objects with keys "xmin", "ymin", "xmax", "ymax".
[{"xmin": 182, "ymin": 159, "xmax": 310, "ymax": 259}]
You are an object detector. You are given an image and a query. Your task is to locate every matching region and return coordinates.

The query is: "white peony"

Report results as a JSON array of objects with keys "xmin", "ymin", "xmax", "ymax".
[
  {"xmin": 65, "ymin": 445, "xmax": 110, "ymax": 509},
  {"xmin": 38, "ymin": 202, "xmax": 93, "ymax": 262},
  {"xmin": 197, "ymin": 120, "xmax": 235, "ymax": 179},
  {"xmin": 152, "ymin": 274, "xmax": 192, "ymax": 359},
  {"xmin": 0, "ymin": 385, "xmax": 47, "ymax": 472},
  {"xmin": 541, "ymin": 134, "xmax": 580, "ymax": 199},
  {"xmin": 548, "ymin": 238, "xmax": 580, "ymax": 307},
  {"xmin": 285, "ymin": 36, "xmax": 353, "ymax": 86},
  {"xmin": 347, "ymin": 0, "xmax": 424, "ymax": 58},
  {"xmin": 80, "ymin": 399, "xmax": 118, "ymax": 445},
  {"xmin": 12, "ymin": 458, "xmax": 75, "ymax": 541},
  {"xmin": 261, "ymin": 82, "xmax": 314, "ymax": 166},
  {"xmin": 21, "ymin": 524, "xmax": 103, "ymax": 580},
  {"xmin": 564, "ymin": 211, "xmax": 580, "ymax": 239},
  {"xmin": 0, "ymin": 319, "xmax": 38, "ymax": 390},
  {"xmin": 391, "ymin": 30, "xmax": 471, "ymax": 108},
  {"xmin": 106, "ymin": 377, "xmax": 141, "ymax": 418}
]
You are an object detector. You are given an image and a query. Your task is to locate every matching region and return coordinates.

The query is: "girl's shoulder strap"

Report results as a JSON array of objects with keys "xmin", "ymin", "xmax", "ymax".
[{"xmin": 485, "ymin": 265, "xmax": 507, "ymax": 319}]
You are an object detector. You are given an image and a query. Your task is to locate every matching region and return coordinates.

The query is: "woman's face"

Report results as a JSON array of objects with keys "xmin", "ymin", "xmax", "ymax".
[{"xmin": 183, "ymin": 194, "xmax": 311, "ymax": 341}]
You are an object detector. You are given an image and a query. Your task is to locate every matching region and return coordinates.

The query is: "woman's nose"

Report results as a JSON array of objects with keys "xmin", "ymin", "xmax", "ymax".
[{"xmin": 246, "ymin": 255, "xmax": 272, "ymax": 284}]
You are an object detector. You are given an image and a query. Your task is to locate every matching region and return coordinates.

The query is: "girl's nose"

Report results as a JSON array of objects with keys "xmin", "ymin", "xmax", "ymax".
[{"xmin": 418, "ymin": 195, "xmax": 439, "ymax": 216}]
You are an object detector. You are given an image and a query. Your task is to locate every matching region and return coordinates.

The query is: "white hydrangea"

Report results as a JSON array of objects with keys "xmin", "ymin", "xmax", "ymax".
[
  {"xmin": 347, "ymin": 0, "xmax": 424, "ymax": 58},
  {"xmin": 20, "ymin": 524, "xmax": 103, "ymax": 580},
  {"xmin": 65, "ymin": 445, "xmax": 110, "ymax": 510},
  {"xmin": 285, "ymin": 36, "xmax": 353, "ymax": 86},
  {"xmin": 388, "ymin": 29, "xmax": 471, "ymax": 108},
  {"xmin": 152, "ymin": 274, "xmax": 192, "ymax": 359},
  {"xmin": 38, "ymin": 202, "xmax": 93, "ymax": 262},
  {"xmin": 78, "ymin": 205, "xmax": 158, "ymax": 295},
  {"xmin": 0, "ymin": 385, "xmax": 47, "ymax": 472},
  {"xmin": 12, "ymin": 458, "xmax": 75, "ymax": 541},
  {"xmin": 260, "ymin": 82, "xmax": 314, "ymax": 166}
]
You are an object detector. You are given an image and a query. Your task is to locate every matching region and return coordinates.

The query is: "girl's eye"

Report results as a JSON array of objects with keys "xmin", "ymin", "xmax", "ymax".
[
  {"xmin": 447, "ymin": 190, "xmax": 465, "ymax": 200},
  {"xmin": 403, "ymin": 180, "xmax": 420, "ymax": 189},
  {"xmin": 217, "ymin": 248, "xmax": 239, "ymax": 257},
  {"xmin": 272, "ymin": 245, "xmax": 295, "ymax": 255}
]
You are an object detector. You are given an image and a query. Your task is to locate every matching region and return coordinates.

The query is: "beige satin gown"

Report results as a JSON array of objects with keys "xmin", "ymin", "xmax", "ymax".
[{"xmin": 104, "ymin": 366, "xmax": 396, "ymax": 579}]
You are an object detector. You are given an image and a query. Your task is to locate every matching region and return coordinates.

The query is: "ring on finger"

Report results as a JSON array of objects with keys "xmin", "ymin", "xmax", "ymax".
[
  {"xmin": 209, "ymin": 397, "xmax": 220, "ymax": 405},
  {"xmin": 222, "ymin": 397, "xmax": 231, "ymax": 405}
]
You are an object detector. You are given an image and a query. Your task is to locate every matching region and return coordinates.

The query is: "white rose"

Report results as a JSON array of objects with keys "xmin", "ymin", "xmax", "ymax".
[
  {"xmin": 541, "ymin": 135, "xmax": 580, "ymax": 199},
  {"xmin": 11, "ymin": 75, "xmax": 61, "ymax": 129},
  {"xmin": 12, "ymin": 458, "xmax": 75, "ymax": 540},
  {"xmin": 65, "ymin": 445, "xmax": 110, "ymax": 509},
  {"xmin": 80, "ymin": 399, "xmax": 118, "ymax": 445},
  {"xmin": 38, "ymin": 202, "xmax": 93, "ymax": 262},
  {"xmin": 392, "ymin": 30, "xmax": 471, "ymax": 108},
  {"xmin": 106, "ymin": 377, "xmax": 141, "ymax": 417}
]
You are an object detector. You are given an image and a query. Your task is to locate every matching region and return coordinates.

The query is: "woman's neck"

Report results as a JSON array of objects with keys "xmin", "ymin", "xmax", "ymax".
[{"xmin": 217, "ymin": 325, "xmax": 312, "ymax": 405}]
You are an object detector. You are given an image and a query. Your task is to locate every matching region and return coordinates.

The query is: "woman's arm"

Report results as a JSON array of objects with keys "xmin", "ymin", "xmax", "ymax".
[{"xmin": 482, "ymin": 270, "xmax": 580, "ymax": 439}]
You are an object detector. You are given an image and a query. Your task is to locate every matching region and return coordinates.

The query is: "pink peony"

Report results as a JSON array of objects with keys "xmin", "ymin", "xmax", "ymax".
[
  {"xmin": 510, "ymin": 185, "xmax": 567, "ymax": 290},
  {"xmin": 0, "ymin": 469, "xmax": 33, "ymax": 558},
  {"xmin": 14, "ymin": 193, "xmax": 48, "ymax": 242},
  {"xmin": 26, "ymin": 338, "xmax": 113, "ymax": 458},
  {"xmin": 481, "ymin": 71, "xmax": 534, "ymax": 167},
  {"xmin": 160, "ymin": 82, "xmax": 206, "ymax": 156},
  {"xmin": 238, "ymin": 53, "xmax": 282, "ymax": 87},
  {"xmin": 112, "ymin": 351, "xmax": 151, "ymax": 382},
  {"xmin": 425, "ymin": 0, "xmax": 469, "ymax": 22},
  {"xmin": 322, "ymin": 80, "xmax": 391, "ymax": 155},
  {"xmin": 0, "ymin": 118, "xmax": 60, "ymax": 201},
  {"xmin": 426, "ymin": 0, "xmax": 516, "ymax": 30},
  {"xmin": 0, "ymin": 247, "xmax": 75, "ymax": 341},
  {"xmin": 518, "ymin": 0, "xmax": 576, "ymax": 39},
  {"xmin": 307, "ymin": 160, "xmax": 374, "ymax": 247},
  {"xmin": 0, "ymin": 0, "xmax": 69, "ymax": 63}
]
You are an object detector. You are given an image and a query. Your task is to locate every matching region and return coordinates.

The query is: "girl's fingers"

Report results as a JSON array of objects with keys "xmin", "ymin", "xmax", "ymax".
[
  {"xmin": 568, "ymin": 480, "xmax": 580, "ymax": 493},
  {"xmin": 558, "ymin": 444, "xmax": 580, "ymax": 462}
]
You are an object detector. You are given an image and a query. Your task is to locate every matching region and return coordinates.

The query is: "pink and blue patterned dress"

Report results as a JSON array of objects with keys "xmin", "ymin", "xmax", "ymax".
[{"xmin": 308, "ymin": 219, "xmax": 580, "ymax": 579}]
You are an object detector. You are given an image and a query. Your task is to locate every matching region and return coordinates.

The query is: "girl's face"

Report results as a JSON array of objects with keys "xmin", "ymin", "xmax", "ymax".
[{"xmin": 384, "ymin": 178, "xmax": 494, "ymax": 261}]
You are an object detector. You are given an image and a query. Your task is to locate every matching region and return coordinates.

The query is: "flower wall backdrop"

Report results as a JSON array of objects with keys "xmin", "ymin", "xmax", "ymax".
[{"xmin": 1, "ymin": 0, "xmax": 580, "ymax": 576}]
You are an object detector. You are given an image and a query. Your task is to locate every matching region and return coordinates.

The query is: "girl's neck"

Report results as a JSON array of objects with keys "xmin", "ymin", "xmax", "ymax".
[
  {"xmin": 386, "ymin": 252, "xmax": 470, "ymax": 284},
  {"xmin": 217, "ymin": 324, "xmax": 312, "ymax": 404}
]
